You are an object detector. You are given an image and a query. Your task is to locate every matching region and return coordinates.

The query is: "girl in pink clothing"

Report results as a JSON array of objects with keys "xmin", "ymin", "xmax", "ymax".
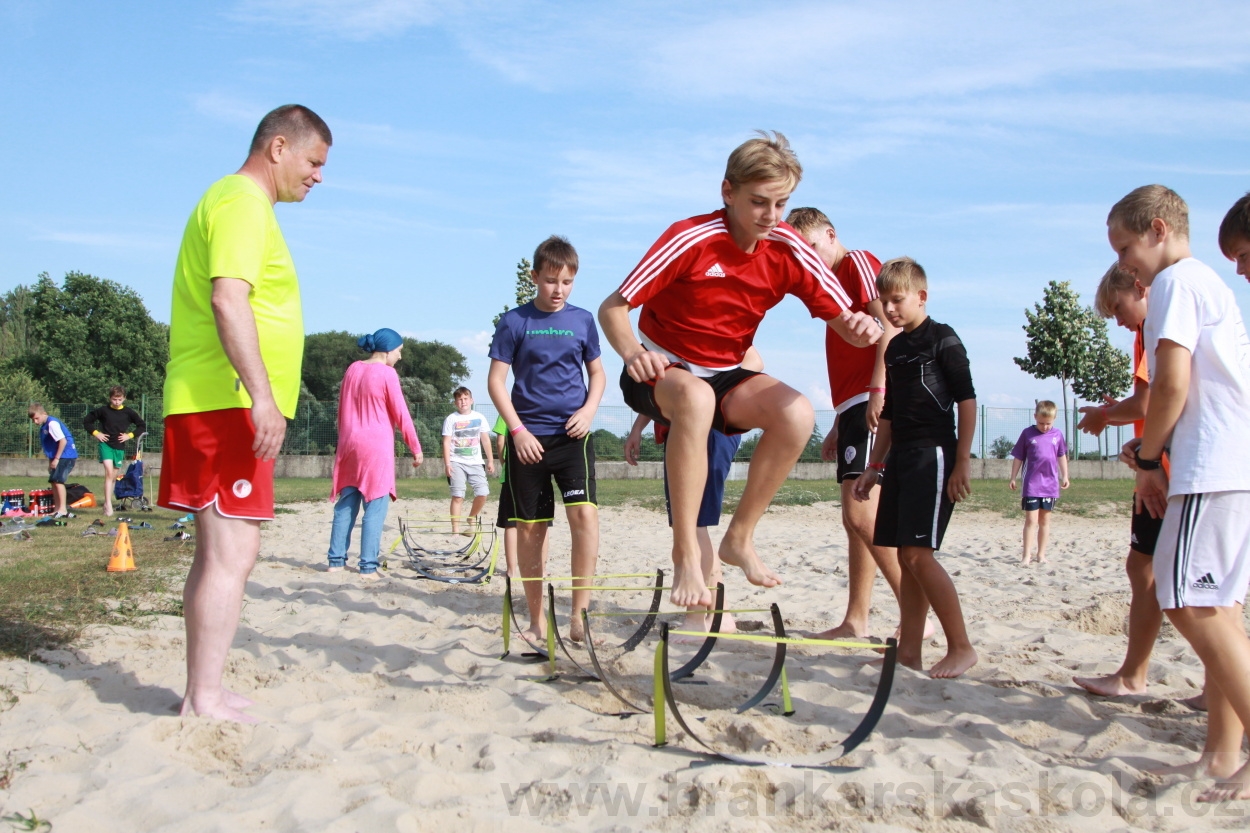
[{"xmin": 327, "ymin": 328, "xmax": 423, "ymax": 579}]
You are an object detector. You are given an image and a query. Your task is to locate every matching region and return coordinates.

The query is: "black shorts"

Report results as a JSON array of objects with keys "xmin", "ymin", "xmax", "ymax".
[
  {"xmin": 495, "ymin": 483, "xmax": 553, "ymax": 529},
  {"xmin": 1130, "ymin": 496, "xmax": 1163, "ymax": 556},
  {"xmin": 1021, "ymin": 496, "xmax": 1057, "ymax": 512},
  {"xmin": 835, "ymin": 402, "xmax": 874, "ymax": 482},
  {"xmin": 874, "ymin": 444, "xmax": 955, "ymax": 550},
  {"xmin": 504, "ymin": 433, "xmax": 597, "ymax": 522},
  {"xmin": 620, "ymin": 366, "xmax": 761, "ymax": 435}
]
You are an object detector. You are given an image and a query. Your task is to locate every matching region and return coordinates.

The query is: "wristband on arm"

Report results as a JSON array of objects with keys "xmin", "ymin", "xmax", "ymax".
[
  {"xmin": 509, "ymin": 424, "xmax": 527, "ymax": 437},
  {"xmin": 867, "ymin": 387, "xmax": 886, "ymax": 394}
]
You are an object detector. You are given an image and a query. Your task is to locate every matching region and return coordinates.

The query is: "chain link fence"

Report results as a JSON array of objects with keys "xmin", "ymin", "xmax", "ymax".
[{"xmin": 1, "ymin": 399, "xmax": 1133, "ymax": 463}]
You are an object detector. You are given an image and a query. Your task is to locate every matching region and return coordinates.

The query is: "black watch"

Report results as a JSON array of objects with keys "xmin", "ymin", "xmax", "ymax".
[{"xmin": 1134, "ymin": 448, "xmax": 1162, "ymax": 471}]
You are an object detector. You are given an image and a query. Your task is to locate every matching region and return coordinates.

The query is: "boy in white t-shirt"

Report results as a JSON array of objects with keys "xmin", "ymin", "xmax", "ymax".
[
  {"xmin": 441, "ymin": 387, "xmax": 494, "ymax": 534},
  {"xmin": 1109, "ymin": 184, "xmax": 1250, "ymax": 802}
]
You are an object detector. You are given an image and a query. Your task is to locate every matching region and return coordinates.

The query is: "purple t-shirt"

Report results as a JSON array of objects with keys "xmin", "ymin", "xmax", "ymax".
[{"xmin": 1011, "ymin": 426, "xmax": 1068, "ymax": 499}]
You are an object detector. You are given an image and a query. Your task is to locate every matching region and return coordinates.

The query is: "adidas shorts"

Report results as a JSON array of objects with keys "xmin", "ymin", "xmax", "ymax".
[{"xmin": 1154, "ymin": 491, "xmax": 1250, "ymax": 610}]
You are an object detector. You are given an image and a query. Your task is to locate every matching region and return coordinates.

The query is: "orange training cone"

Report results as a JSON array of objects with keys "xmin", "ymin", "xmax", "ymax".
[{"xmin": 106, "ymin": 521, "xmax": 136, "ymax": 572}]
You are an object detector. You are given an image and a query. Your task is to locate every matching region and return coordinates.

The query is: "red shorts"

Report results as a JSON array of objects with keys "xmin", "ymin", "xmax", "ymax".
[{"xmin": 157, "ymin": 409, "xmax": 275, "ymax": 520}]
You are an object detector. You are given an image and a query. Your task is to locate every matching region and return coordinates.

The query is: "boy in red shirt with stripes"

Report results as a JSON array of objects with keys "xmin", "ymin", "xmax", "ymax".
[{"xmin": 598, "ymin": 132, "xmax": 881, "ymax": 607}]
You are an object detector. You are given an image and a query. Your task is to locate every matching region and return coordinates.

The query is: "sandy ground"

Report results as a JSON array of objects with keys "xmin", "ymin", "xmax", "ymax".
[{"xmin": 1, "ymin": 497, "xmax": 1247, "ymax": 832}]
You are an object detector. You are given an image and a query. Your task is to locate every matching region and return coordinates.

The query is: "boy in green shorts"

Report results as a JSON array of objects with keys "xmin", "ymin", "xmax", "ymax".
[{"xmin": 85, "ymin": 385, "xmax": 146, "ymax": 517}]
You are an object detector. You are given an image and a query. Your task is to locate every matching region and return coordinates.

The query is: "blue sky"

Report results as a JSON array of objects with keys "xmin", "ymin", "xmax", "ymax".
[{"xmin": 3, "ymin": 0, "xmax": 1249, "ymax": 425}]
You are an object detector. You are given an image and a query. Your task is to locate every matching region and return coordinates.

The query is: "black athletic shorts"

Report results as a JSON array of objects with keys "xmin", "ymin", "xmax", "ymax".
[
  {"xmin": 1130, "ymin": 495, "xmax": 1163, "ymax": 556},
  {"xmin": 504, "ymin": 433, "xmax": 597, "ymax": 522},
  {"xmin": 495, "ymin": 481, "xmax": 552, "ymax": 529},
  {"xmin": 835, "ymin": 402, "xmax": 874, "ymax": 482},
  {"xmin": 874, "ymin": 444, "xmax": 956, "ymax": 550},
  {"xmin": 1021, "ymin": 496, "xmax": 1057, "ymax": 512},
  {"xmin": 620, "ymin": 366, "xmax": 761, "ymax": 436}
]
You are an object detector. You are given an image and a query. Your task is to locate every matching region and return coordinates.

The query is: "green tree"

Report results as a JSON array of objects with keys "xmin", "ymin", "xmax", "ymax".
[
  {"xmin": 1072, "ymin": 315, "xmax": 1133, "ymax": 403},
  {"xmin": 301, "ymin": 331, "xmax": 363, "ymax": 402},
  {"xmin": 0, "ymin": 285, "xmax": 36, "ymax": 361},
  {"xmin": 395, "ymin": 338, "xmax": 470, "ymax": 402},
  {"xmin": 990, "ymin": 435, "xmax": 1014, "ymax": 459},
  {"xmin": 1013, "ymin": 280, "xmax": 1092, "ymax": 442},
  {"xmin": 20, "ymin": 272, "xmax": 168, "ymax": 402},
  {"xmin": 492, "ymin": 258, "xmax": 535, "ymax": 328}
]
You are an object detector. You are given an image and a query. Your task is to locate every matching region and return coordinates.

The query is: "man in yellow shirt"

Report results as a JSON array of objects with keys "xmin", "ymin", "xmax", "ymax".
[{"xmin": 159, "ymin": 104, "xmax": 330, "ymax": 722}]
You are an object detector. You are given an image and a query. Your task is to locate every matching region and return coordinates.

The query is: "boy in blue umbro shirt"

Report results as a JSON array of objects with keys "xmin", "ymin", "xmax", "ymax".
[{"xmin": 488, "ymin": 235, "xmax": 605, "ymax": 648}]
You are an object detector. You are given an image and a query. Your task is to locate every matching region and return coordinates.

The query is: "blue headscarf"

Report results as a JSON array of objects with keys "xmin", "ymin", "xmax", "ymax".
[{"xmin": 358, "ymin": 328, "xmax": 404, "ymax": 353}]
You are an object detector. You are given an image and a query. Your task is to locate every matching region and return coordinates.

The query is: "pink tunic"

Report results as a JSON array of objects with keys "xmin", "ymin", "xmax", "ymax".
[{"xmin": 331, "ymin": 361, "xmax": 421, "ymax": 502}]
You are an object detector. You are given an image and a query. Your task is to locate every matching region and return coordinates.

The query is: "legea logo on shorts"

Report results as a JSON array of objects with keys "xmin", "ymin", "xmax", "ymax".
[
  {"xmin": 563, "ymin": 489, "xmax": 586, "ymax": 498},
  {"xmin": 232, "ymin": 479, "xmax": 253, "ymax": 499}
]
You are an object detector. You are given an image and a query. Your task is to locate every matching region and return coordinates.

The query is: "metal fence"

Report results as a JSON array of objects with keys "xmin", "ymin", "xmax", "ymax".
[{"xmin": 2, "ymin": 400, "xmax": 1130, "ymax": 462}]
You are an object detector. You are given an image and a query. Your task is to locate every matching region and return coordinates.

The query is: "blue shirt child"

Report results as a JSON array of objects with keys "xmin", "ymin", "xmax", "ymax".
[
  {"xmin": 488, "ymin": 301, "xmax": 602, "ymax": 435},
  {"xmin": 40, "ymin": 416, "xmax": 79, "ymax": 460}
]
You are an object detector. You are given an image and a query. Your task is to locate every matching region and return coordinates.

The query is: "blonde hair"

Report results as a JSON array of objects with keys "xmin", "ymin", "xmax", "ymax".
[
  {"xmin": 1035, "ymin": 400, "xmax": 1057, "ymax": 418},
  {"xmin": 724, "ymin": 131, "xmax": 802, "ymax": 193},
  {"xmin": 876, "ymin": 257, "xmax": 928, "ymax": 295},
  {"xmin": 785, "ymin": 207, "xmax": 832, "ymax": 236},
  {"xmin": 1094, "ymin": 262, "xmax": 1138, "ymax": 319},
  {"xmin": 1107, "ymin": 184, "xmax": 1189, "ymax": 239}
]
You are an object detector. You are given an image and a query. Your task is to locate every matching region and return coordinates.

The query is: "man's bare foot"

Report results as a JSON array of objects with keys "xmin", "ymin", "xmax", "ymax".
[
  {"xmin": 718, "ymin": 540, "xmax": 781, "ymax": 590},
  {"xmin": 671, "ymin": 559, "xmax": 713, "ymax": 607},
  {"xmin": 930, "ymin": 646, "xmax": 978, "ymax": 678},
  {"xmin": 1181, "ymin": 692, "xmax": 1208, "ymax": 711},
  {"xmin": 327, "ymin": 565, "xmax": 344, "ymax": 573},
  {"xmin": 180, "ymin": 697, "xmax": 260, "ymax": 724},
  {"xmin": 220, "ymin": 688, "xmax": 255, "ymax": 710},
  {"xmin": 809, "ymin": 622, "xmax": 869, "ymax": 640},
  {"xmin": 359, "ymin": 571, "xmax": 381, "ymax": 582},
  {"xmin": 1073, "ymin": 673, "xmax": 1147, "ymax": 697},
  {"xmin": 1200, "ymin": 762, "xmax": 1250, "ymax": 802}
]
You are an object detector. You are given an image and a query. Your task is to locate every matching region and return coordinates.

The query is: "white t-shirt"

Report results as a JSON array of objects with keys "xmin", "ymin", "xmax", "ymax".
[
  {"xmin": 47, "ymin": 420, "xmax": 66, "ymax": 442},
  {"xmin": 1144, "ymin": 258, "xmax": 1250, "ymax": 495},
  {"xmin": 441, "ymin": 410, "xmax": 489, "ymax": 466}
]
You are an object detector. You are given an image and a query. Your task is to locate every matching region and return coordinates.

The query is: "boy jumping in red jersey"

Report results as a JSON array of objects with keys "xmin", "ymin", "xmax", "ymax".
[{"xmin": 598, "ymin": 132, "xmax": 881, "ymax": 607}]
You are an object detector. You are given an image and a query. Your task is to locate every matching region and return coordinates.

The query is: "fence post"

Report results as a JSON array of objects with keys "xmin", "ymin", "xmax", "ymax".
[
  {"xmin": 27, "ymin": 401, "xmax": 33, "ymax": 458},
  {"xmin": 980, "ymin": 405, "xmax": 986, "ymax": 459}
]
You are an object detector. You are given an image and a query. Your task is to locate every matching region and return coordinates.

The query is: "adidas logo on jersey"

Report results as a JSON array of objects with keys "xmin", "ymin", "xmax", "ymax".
[
  {"xmin": 1192, "ymin": 572, "xmax": 1219, "ymax": 590},
  {"xmin": 705, "ymin": 263, "xmax": 726, "ymax": 278}
]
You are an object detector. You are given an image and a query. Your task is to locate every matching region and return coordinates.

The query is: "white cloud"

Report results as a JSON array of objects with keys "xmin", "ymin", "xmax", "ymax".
[
  {"xmin": 191, "ymin": 91, "xmax": 267, "ymax": 125},
  {"xmin": 459, "ymin": 329, "xmax": 494, "ymax": 357},
  {"xmin": 228, "ymin": 0, "xmax": 451, "ymax": 39}
]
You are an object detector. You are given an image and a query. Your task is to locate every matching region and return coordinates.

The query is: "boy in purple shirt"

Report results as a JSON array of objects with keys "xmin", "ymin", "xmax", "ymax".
[{"xmin": 1008, "ymin": 400, "xmax": 1070, "ymax": 565}]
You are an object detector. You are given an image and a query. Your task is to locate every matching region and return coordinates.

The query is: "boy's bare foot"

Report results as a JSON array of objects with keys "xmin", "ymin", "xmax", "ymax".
[
  {"xmin": 718, "ymin": 539, "xmax": 781, "ymax": 590},
  {"xmin": 712, "ymin": 612, "xmax": 737, "ymax": 634},
  {"xmin": 1200, "ymin": 762, "xmax": 1250, "ymax": 802},
  {"xmin": 892, "ymin": 618, "xmax": 936, "ymax": 642},
  {"xmin": 326, "ymin": 565, "xmax": 344, "ymax": 573},
  {"xmin": 1073, "ymin": 673, "xmax": 1146, "ymax": 697},
  {"xmin": 1148, "ymin": 756, "xmax": 1234, "ymax": 780},
  {"xmin": 359, "ymin": 571, "xmax": 381, "ymax": 582},
  {"xmin": 671, "ymin": 559, "xmax": 713, "ymax": 607},
  {"xmin": 180, "ymin": 696, "xmax": 260, "ymax": 724},
  {"xmin": 897, "ymin": 654, "xmax": 924, "ymax": 672},
  {"xmin": 1038, "ymin": 557, "xmax": 1049, "ymax": 564},
  {"xmin": 930, "ymin": 646, "xmax": 978, "ymax": 678},
  {"xmin": 568, "ymin": 615, "xmax": 601, "ymax": 645},
  {"xmin": 519, "ymin": 626, "xmax": 546, "ymax": 650},
  {"xmin": 1181, "ymin": 692, "xmax": 1208, "ymax": 711},
  {"xmin": 809, "ymin": 623, "xmax": 868, "ymax": 640},
  {"xmin": 672, "ymin": 612, "xmax": 710, "ymax": 643}
]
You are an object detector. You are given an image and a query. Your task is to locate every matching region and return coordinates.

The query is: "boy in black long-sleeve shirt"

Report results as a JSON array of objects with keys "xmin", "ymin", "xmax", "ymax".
[
  {"xmin": 84, "ymin": 385, "xmax": 146, "ymax": 517},
  {"xmin": 853, "ymin": 257, "xmax": 978, "ymax": 679}
]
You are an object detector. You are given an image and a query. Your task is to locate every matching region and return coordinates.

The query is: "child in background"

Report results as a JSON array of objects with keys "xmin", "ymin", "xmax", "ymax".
[
  {"xmin": 28, "ymin": 403, "xmax": 78, "ymax": 517},
  {"xmin": 852, "ymin": 257, "xmax": 978, "ymax": 679},
  {"xmin": 441, "ymin": 388, "xmax": 494, "ymax": 535},
  {"xmin": 84, "ymin": 385, "xmax": 146, "ymax": 517},
  {"xmin": 1008, "ymin": 400, "xmax": 1070, "ymax": 566}
]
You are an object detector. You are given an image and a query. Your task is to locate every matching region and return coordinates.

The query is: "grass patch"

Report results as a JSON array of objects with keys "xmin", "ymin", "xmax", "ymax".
[
  {"xmin": 0, "ymin": 475, "xmax": 191, "ymax": 658},
  {"xmin": 959, "ymin": 478, "xmax": 1134, "ymax": 519}
]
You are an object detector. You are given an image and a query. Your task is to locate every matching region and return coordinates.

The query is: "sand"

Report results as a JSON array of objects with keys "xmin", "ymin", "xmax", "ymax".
[{"xmin": 1, "ymin": 498, "xmax": 1246, "ymax": 832}]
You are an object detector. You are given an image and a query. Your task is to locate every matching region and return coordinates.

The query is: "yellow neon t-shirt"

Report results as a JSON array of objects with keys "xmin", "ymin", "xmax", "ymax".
[{"xmin": 164, "ymin": 175, "xmax": 304, "ymax": 419}]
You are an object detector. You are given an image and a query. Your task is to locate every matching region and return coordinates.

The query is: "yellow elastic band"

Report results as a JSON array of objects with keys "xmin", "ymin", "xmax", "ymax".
[{"xmin": 667, "ymin": 631, "xmax": 882, "ymax": 650}]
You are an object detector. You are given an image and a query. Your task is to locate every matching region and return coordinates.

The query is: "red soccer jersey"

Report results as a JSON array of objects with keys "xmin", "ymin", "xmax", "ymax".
[
  {"xmin": 618, "ymin": 210, "xmax": 851, "ymax": 368},
  {"xmin": 824, "ymin": 250, "xmax": 882, "ymax": 411}
]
